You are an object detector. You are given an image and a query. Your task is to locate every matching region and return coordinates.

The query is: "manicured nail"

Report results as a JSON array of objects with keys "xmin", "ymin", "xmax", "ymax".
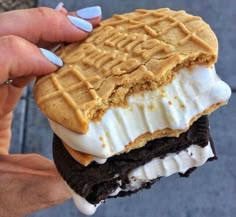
[
  {"xmin": 67, "ymin": 15, "xmax": 93, "ymax": 32},
  {"xmin": 40, "ymin": 48, "xmax": 63, "ymax": 67},
  {"xmin": 76, "ymin": 6, "xmax": 102, "ymax": 19},
  {"xmin": 55, "ymin": 2, "xmax": 64, "ymax": 11}
]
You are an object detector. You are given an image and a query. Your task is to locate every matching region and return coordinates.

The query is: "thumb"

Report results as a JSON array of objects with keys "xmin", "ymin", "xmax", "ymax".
[
  {"xmin": 0, "ymin": 154, "xmax": 71, "ymax": 217},
  {"xmin": 0, "ymin": 35, "xmax": 62, "ymax": 85}
]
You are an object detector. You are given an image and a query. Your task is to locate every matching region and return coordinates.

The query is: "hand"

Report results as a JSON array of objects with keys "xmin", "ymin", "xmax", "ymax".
[
  {"xmin": 0, "ymin": 154, "xmax": 70, "ymax": 217},
  {"xmin": 0, "ymin": 5, "xmax": 101, "ymax": 217}
]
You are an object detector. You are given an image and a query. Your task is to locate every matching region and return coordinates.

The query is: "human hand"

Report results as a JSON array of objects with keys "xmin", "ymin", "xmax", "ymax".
[
  {"xmin": 0, "ymin": 153, "xmax": 70, "ymax": 217},
  {"xmin": 0, "ymin": 5, "xmax": 101, "ymax": 145},
  {"xmin": 0, "ymin": 5, "xmax": 101, "ymax": 217}
]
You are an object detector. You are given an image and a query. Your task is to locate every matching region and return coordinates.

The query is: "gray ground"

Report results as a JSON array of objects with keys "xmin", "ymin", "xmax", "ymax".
[
  {"xmin": 0, "ymin": 0, "xmax": 35, "ymax": 12},
  {"xmin": 8, "ymin": 0, "xmax": 236, "ymax": 217}
]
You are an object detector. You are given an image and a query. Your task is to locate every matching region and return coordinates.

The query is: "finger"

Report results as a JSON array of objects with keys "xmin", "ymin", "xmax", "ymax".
[
  {"xmin": 0, "ymin": 172, "xmax": 70, "ymax": 217},
  {"xmin": 0, "ymin": 113, "xmax": 13, "ymax": 154},
  {"xmin": 60, "ymin": 7, "xmax": 68, "ymax": 14},
  {"xmin": 11, "ymin": 75, "xmax": 35, "ymax": 88},
  {"xmin": 68, "ymin": 12, "xmax": 102, "ymax": 27},
  {"xmin": 37, "ymin": 6, "xmax": 101, "ymax": 49},
  {"xmin": 69, "ymin": 6, "xmax": 102, "ymax": 27},
  {"xmin": 0, "ymin": 35, "xmax": 62, "ymax": 84},
  {"xmin": 0, "ymin": 6, "xmax": 102, "ymax": 44},
  {"xmin": 0, "ymin": 172, "xmax": 70, "ymax": 216},
  {"xmin": 0, "ymin": 154, "xmax": 58, "ymax": 174},
  {"xmin": 0, "ymin": 36, "xmax": 62, "ymax": 119}
]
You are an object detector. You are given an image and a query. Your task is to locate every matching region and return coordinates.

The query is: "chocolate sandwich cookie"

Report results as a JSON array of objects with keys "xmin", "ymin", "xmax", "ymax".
[
  {"xmin": 53, "ymin": 116, "xmax": 216, "ymax": 205},
  {"xmin": 34, "ymin": 7, "xmax": 231, "ymax": 215}
]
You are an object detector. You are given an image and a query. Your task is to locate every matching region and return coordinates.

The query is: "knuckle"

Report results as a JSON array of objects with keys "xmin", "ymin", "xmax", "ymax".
[
  {"xmin": 33, "ymin": 7, "xmax": 63, "ymax": 40},
  {"xmin": 35, "ymin": 7, "xmax": 54, "ymax": 20},
  {"xmin": 1, "ymin": 35, "xmax": 26, "ymax": 51}
]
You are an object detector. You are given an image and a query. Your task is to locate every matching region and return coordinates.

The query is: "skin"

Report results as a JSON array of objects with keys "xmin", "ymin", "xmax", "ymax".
[{"xmin": 0, "ymin": 6, "xmax": 101, "ymax": 217}]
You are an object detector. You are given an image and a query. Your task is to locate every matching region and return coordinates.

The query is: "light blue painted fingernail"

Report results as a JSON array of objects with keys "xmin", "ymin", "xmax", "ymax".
[
  {"xmin": 76, "ymin": 6, "xmax": 102, "ymax": 19},
  {"xmin": 40, "ymin": 48, "xmax": 63, "ymax": 67},
  {"xmin": 67, "ymin": 15, "xmax": 93, "ymax": 32},
  {"xmin": 55, "ymin": 2, "xmax": 64, "ymax": 11}
]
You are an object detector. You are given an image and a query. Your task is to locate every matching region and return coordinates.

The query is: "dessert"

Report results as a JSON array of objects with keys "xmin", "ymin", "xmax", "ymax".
[
  {"xmin": 53, "ymin": 116, "xmax": 216, "ymax": 215},
  {"xmin": 34, "ymin": 8, "xmax": 231, "ymax": 215}
]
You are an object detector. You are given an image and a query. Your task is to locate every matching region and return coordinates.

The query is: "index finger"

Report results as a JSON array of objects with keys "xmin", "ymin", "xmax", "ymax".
[{"xmin": 0, "ymin": 6, "xmax": 102, "ymax": 44}]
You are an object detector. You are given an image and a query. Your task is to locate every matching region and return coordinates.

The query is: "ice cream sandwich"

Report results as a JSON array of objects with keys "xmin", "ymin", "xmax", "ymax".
[{"xmin": 34, "ymin": 8, "xmax": 231, "ymax": 215}]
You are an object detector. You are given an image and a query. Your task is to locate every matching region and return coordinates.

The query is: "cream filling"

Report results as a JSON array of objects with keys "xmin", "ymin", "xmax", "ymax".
[
  {"xmin": 68, "ymin": 142, "xmax": 214, "ymax": 215},
  {"xmin": 49, "ymin": 65, "xmax": 231, "ymax": 158}
]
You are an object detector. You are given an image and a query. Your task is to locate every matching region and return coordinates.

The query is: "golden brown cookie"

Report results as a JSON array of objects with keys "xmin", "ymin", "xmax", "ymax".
[{"xmin": 34, "ymin": 8, "xmax": 218, "ymax": 134}]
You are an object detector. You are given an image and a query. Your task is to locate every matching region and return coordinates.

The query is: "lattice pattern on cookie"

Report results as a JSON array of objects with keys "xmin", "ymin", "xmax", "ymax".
[
  {"xmin": 100, "ymin": 8, "xmax": 213, "ymax": 51},
  {"xmin": 60, "ymin": 8, "xmax": 214, "ymax": 78},
  {"xmin": 37, "ymin": 65, "xmax": 101, "ymax": 125},
  {"xmin": 35, "ymin": 8, "xmax": 218, "ymax": 133}
]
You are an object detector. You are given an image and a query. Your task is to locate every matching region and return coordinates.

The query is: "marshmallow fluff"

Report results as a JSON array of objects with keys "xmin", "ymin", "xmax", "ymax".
[
  {"xmin": 49, "ymin": 65, "xmax": 231, "ymax": 158},
  {"xmin": 67, "ymin": 142, "xmax": 214, "ymax": 215}
]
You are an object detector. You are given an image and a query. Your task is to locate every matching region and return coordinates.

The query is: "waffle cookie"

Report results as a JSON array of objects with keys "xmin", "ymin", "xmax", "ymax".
[{"xmin": 34, "ymin": 8, "xmax": 231, "ymax": 215}]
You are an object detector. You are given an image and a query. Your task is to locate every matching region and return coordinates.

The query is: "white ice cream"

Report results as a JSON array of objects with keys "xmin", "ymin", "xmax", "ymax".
[
  {"xmin": 68, "ymin": 142, "xmax": 214, "ymax": 215},
  {"xmin": 67, "ymin": 186, "xmax": 103, "ymax": 216},
  {"xmin": 49, "ymin": 65, "xmax": 231, "ymax": 159}
]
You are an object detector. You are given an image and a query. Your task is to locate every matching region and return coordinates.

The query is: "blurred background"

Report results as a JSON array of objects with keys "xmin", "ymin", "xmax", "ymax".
[{"xmin": 1, "ymin": 0, "xmax": 235, "ymax": 217}]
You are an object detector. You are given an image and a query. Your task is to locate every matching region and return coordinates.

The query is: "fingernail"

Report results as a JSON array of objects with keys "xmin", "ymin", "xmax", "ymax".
[
  {"xmin": 40, "ymin": 48, "xmax": 63, "ymax": 67},
  {"xmin": 76, "ymin": 6, "xmax": 102, "ymax": 19},
  {"xmin": 67, "ymin": 15, "xmax": 93, "ymax": 32},
  {"xmin": 55, "ymin": 2, "xmax": 64, "ymax": 11}
]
